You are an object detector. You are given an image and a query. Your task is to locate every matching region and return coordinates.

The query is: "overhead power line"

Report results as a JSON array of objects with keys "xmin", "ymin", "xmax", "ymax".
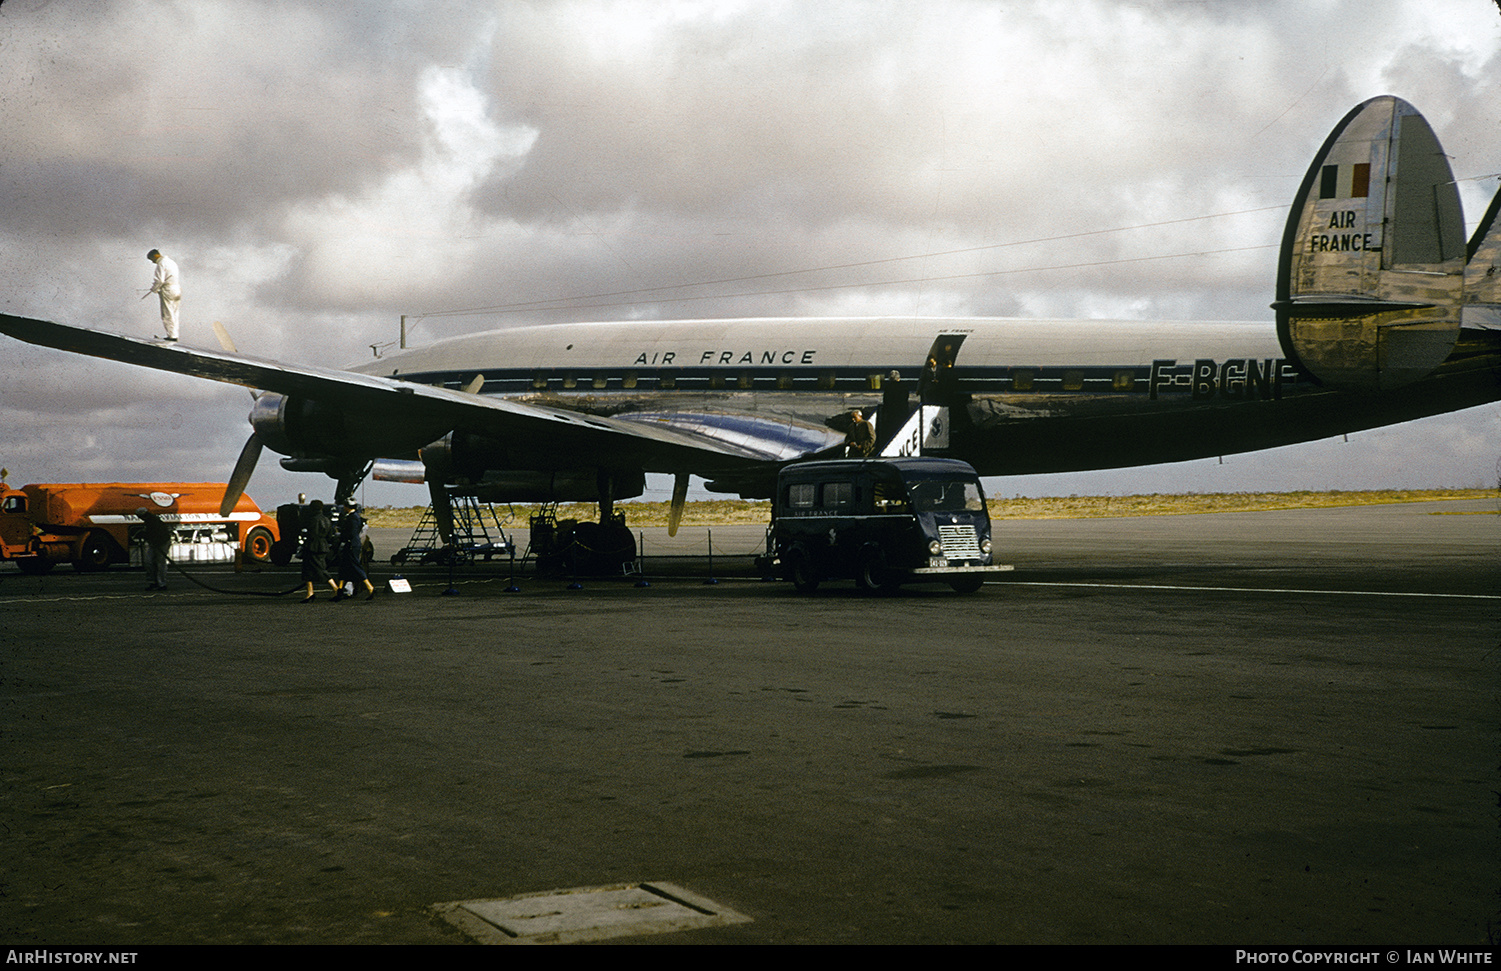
[{"xmin": 410, "ymin": 205, "xmax": 1285, "ymax": 321}]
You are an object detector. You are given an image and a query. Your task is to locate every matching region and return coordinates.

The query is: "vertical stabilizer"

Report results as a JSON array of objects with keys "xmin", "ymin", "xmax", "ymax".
[{"xmin": 1276, "ymin": 97, "xmax": 1464, "ymax": 390}]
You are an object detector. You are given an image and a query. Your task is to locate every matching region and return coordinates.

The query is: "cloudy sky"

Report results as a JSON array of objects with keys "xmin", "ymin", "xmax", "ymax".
[{"xmin": 2, "ymin": 0, "xmax": 1499, "ymax": 507}]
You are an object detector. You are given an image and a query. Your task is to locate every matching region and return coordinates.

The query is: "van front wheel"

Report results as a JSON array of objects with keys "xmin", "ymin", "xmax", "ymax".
[{"xmin": 856, "ymin": 547, "xmax": 899, "ymax": 595}]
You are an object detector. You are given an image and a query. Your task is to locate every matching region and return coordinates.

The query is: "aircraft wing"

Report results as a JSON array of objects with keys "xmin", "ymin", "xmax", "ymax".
[{"xmin": 0, "ymin": 314, "xmax": 840, "ymax": 468}]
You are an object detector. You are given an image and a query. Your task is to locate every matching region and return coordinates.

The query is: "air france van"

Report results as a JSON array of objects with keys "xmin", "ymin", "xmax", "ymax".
[{"xmin": 763, "ymin": 457, "xmax": 1011, "ymax": 594}]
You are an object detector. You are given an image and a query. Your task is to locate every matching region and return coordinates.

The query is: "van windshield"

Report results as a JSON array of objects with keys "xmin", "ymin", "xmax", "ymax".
[{"xmin": 905, "ymin": 477, "xmax": 984, "ymax": 513}]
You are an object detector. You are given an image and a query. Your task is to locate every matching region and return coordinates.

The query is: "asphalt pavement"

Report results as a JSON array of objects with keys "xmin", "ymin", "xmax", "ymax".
[{"xmin": 1, "ymin": 500, "xmax": 1496, "ymax": 944}]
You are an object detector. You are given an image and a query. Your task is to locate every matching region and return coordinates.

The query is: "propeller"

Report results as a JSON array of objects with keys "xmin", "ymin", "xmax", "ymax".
[
  {"xmin": 211, "ymin": 320, "xmax": 238, "ymax": 353},
  {"xmin": 667, "ymin": 472, "xmax": 689, "ymax": 537},
  {"xmin": 220, "ymin": 433, "xmax": 264, "ymax": 517},
  {"xmin": 428, "ymin": 478, "xmax": 456, "ymax": 545}
]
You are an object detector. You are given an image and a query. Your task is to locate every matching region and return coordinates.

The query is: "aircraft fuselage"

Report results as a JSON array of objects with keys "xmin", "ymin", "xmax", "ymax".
[{"xmin": 354, "ymin": 316, "xmax": 1501, "ymax": 483}]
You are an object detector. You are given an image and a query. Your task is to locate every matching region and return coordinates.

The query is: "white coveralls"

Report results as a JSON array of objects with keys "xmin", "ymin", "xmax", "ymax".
[{"xmin": 150, "ymin": 254, "xmax": 182, "ymax": 340}]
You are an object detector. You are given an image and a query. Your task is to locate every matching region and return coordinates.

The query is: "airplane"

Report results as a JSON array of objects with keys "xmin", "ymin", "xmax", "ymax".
[{"xmin": 2, "ymin": 95, "xmax": 1499, "ymax": 558}]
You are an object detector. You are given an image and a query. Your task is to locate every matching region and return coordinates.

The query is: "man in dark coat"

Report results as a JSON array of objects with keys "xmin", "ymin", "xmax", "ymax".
[{"xmin": 136, "ymin": 508, "xmax": 172, "ymax": 591}]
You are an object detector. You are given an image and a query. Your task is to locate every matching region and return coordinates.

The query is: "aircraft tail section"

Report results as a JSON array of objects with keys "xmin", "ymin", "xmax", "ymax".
[{"xmin": 1276, "ymin": 96, "xmax": 1465, "ymax": 390}]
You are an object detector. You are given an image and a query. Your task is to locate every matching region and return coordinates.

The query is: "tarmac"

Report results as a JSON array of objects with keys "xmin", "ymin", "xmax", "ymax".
[{"xmin": 0, "ymin": 499, "xmax": 1497, "ymax": 944}]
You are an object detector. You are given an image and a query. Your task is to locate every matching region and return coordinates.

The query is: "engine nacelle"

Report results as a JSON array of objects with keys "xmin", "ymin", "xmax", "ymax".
[
  {"xmin": 250, "ymin": 392, "xmax": 448, "ymax": 466},
  {"xmin": 419, "ymin": 432, "xmax": 644, "ymax": 502}
]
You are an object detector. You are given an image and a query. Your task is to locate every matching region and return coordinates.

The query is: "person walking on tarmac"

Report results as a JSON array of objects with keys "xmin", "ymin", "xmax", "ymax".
[
  {"xmin": 136, "ymin": 508, "xmax": 172, "ymax": 591},
  {"xmin": 145, "ymin": 248, "xmax": 182, "ymax": 341},
  {"xmin": 333, "ymin": 498, "xmax": 376, "ymax": 601},
  {"xmin": 299, "ymin": 499, "xmax": 339, "ymax": 603}
]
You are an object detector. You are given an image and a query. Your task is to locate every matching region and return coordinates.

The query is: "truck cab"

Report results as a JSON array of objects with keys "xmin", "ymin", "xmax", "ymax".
[{"xmin": 764, "ymin": 457, "xmax": 1011, "ymax": 594}]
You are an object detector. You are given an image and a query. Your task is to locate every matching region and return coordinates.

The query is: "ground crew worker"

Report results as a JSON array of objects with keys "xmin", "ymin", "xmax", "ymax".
[
  {"xmin": 145, "ymin": 249, "xmax": 181, "ymax": 341},
  {"xmin": 136, "ymin": 507, "xmax": 172, "ymax": 591},
  {"xmin": 846, "ymin": 409, "xmax": 875, "ymax": 457}
]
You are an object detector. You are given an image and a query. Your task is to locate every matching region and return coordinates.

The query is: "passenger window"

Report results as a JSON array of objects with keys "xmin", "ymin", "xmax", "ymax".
[
  {"xmin": 818, "ymin": 371, "xmax": 836, "ymax": 390},
  {"xmin": 622, "ymin": 372, "xmax": 638, "ymax": 390},
  {"xmin": 593, "ymin": 375, "xmax": 608, "ymax": 389},
  {"xmin": 788, "ymin": 483, "xmax": 816, "ymax": 509},
  {"xmin": 709, "ymin": 374, "xmax": 726, "ymax": 390},
  {"xmin": 737, "ymin": 372, "xmax": 753, "ymax": 390},
  {"xmin": 777, "ymin": 372, "xmax": 793, "ymax": 389},
  {"xmin": 822, "ymin": 481, "xmax": 853, "ymax": 507},
  {"xmin": 531, "ymin": 372, "xmax": 550, "ymax": 389},
  {"xmin": 1012, "ymin": 369, "xmax": 1033, "ymax": 391},
  {"xmin": 562, "ymin": 372, "xmax": 578, "ymax": 390},
  {"xmin": 1062, "ymin": 370, "xmax": 1084, "ymax": 391},
  {"xmin": 1113, "ymin": 370, "xmax": 1135, "ymax": 391},
  {"xmin": 658, "ymin": 372, "xmax": 676, "ymax": 390}
]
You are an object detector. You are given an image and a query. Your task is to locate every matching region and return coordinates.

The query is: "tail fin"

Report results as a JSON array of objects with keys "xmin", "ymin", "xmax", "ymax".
[{"xmin": 1275, "ymin": 96, "xmax": 1465, "ymax": 390}]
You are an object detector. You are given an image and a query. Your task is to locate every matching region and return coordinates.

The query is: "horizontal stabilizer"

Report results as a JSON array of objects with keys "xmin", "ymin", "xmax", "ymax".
[
  {"xmin": 1276, "ymin": 96, "xmax": 1464, "ymax": 390},
  {"xmin": 1463, "ymin": 183, "xmax": 1501, "ymax": 329}
]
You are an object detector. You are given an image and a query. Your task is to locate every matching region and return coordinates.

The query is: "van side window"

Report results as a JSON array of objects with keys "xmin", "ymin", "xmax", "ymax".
[
  {"xmin": 821, "ymin": 481, "xmax": 852, "ymax": 508},
  {"xmin": 788, "ymin": 483, "xmax": 816, "ymax": 509},
  {"xmin": 872, "ymin": 480, "xmax": 908, "ymax": 512}
]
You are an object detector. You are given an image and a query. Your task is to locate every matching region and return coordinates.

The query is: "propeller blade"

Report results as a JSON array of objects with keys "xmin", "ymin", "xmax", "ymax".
[
  {"xmin": 220, "ymin": 433, "xmax": 263, "ymax": 517},
  {"xmin": 667, "ymin": 472, "xmax": 688, "ymax": 538},
  {"xmin": 211, "ymin": 320, "xmax": 238, "ymax": 354},
  {"xmin": 428, "ymin": 479, "xmax": 455, "ymax": 545},
  {"xmin": 213, "ymin": 320, "xmax": 262, "ymax": 400}
]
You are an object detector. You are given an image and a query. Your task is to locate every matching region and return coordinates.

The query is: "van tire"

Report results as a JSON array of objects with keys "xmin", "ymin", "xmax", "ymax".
[
  {"xmin": 856, "ymin": 547, "xmax": 899, "ymax": 595},
  {"xmin": 788, "ymin": 550, "xmax": 820, "ymax": 595}
]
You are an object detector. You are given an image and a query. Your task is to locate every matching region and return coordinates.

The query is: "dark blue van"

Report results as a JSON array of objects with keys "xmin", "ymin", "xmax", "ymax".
[{"xmin": 763, "ymin": 457, "xmax": 1010, "ymax": 594}]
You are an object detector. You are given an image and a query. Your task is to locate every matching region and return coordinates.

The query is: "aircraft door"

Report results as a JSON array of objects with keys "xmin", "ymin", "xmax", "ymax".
[
  {"xmin": 878, "ymin": 334, "xmax": 966, "ymax": 458},
  {"xmin": 919, "ymin": 334, "xmax": 967, "ymax": 403}
]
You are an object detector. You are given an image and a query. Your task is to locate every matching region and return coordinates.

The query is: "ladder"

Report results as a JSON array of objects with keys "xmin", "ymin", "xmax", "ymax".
[{"xmin": 390, "ymin": 497, "xmax": 515, "ymax": 565}]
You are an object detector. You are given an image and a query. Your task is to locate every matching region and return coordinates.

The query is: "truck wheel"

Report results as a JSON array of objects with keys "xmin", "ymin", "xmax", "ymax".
[
  {"xmin": 243, "ymin": 526, "xmax": 275, "ymax": 563},
  {"xmin": 855, "ymin": 547, "xmax": 899, "ymax": 596},
  {"xmin": 948, "ymin": 574, "xmax": 984, "ymax": 594},
  {"xmin": 17, "ymin": 557, "xmax": 53, "ymax": 576},
  {"xmin": 788, "ymin": 551, "xmax": 820, "ymax": 595},
  {"xmin": 74, "ymin": 531, "xmax": 115, "ymax": 571}
]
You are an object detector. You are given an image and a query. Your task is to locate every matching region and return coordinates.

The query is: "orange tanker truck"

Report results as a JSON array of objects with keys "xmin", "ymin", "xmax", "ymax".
[{"xmin": 0, "ymin": 482, "xmax": 278, "ymax": 575}]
